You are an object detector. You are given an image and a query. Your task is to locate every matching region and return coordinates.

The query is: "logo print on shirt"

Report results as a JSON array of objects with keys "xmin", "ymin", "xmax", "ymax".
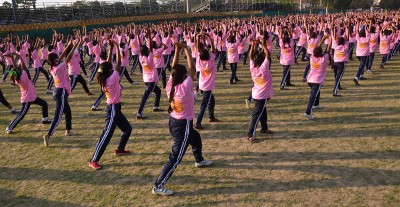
[
  {"xmin": 171, "ymin": 100, "xmax": 183, "ymax": 113},
  {"xmin": 143, "ymin": 64, "xmax": 152, "ymax": 73},
  {"xmin": 201, "ymin": 68, "xmax": 211, "ymax": 77},
  {"xmin": 254, "ymin": 76, "xmax": 266, "ymax": 86},
  {"xmin": 311, "ymin": 61, "xmax": 322, "ymax": 70}
]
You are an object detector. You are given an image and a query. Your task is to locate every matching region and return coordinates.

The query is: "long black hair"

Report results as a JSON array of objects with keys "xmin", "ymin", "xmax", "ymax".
[
  {"xmin": 96, "ymin": 61, "xmax": 113, "ymax": 91},
  {"xmin": 168, "ymin": 64, "xmax": 188, "ymax": 114}
]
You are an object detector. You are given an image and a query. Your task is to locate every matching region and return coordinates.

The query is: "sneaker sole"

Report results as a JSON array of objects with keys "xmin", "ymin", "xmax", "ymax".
[{"xmin": 43, "ymin": 135, "xmax": 49, "ymax": 147}]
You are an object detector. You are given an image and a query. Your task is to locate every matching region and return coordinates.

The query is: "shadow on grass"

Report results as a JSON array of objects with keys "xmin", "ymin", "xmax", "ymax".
[{"xmin": 0, "ymin": 188, "xmax": 83, "ymax": 207}]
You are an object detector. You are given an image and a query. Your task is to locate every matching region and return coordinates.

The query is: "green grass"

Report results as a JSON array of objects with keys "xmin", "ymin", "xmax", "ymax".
[{"xmin": 0, "ymin": 50, "xmax": 399, "ymax": 206}]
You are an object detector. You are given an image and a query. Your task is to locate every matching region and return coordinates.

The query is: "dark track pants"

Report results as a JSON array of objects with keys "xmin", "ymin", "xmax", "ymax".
[
  {"xmin": 247, "ymin": 99, "xmax": 268, "ymax": 138},
  {"xmin": 47, "ymin": 88, "xmax": 72, "ymax": 135},
  {"xmin": 7, "ymin": 97, "xmax": 48, "ymax": 131}
]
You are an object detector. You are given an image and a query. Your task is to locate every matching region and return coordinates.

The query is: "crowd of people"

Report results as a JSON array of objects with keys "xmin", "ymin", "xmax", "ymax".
[{"xmin": 0, "ymin": 11, "xmax": 399, "ymax": 196}]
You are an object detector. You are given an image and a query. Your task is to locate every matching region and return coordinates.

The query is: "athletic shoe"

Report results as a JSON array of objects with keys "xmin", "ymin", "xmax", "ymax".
[
  {"xmin": 333, "ymin": 94, "xmax": 342, "ymax": 97},
  {"xmin": 353, "ymin": 78, "xmax": 360, "ymax": 86},
  {"xmin": 245, "ymin": 99, "xmax": 250, "ymax": 109},
  {"xmin": 380, "ymin": 64, "xmax": 385, "ymax": 69},
  {"xmin": 338, "ymin": 86, "xmax": 343, "ymax": 90},
  {"xmin": 152, "ymin": 107, "xmax": 164, "ymax": 112},
  {"xmin": 152, "ymin": 187, "xmax": 174, "ymax": 196},
  {"xmin": 195, "ymin": 160, "xmax": 213, "ymax": 168},
  {"xmin": 367, "ymin": 69, "xmax": 372, "ymax": 73},
  {"xmin": 260, "ymin": 129, "xmax": 273, "ymax": 134},
  {"xmin": 131, "ymin": 81, "xmax": 139, "ymax": 85},
  {"xmin": 359, "ymin": 76, "xmax": 367, "ymax": 80},
  {"xmin": 6, "ymin": 129, "xmax": 13, "ymax": 134},
  {"xmin": 194, "ymin": 124, "xmax": 204, "ymax": 130},
  {"xmin": 42, "ymin": 119, "xmax": 52, "ymax": 124},
  {"xmin": 43, "ymin": 134, "xmax": 50, "ymax": 147},
  {"xmin": 312, "ymin": 105, "xmax": 323, "ymax": 109},
  {"xmin": 209, "ymin": 117, "xmax": 220, "ymax": 122},
  {"xmin": 65, "ymin": 130, "xmax": 76, "ymax": 136},
  {"xmin": 87, "ymin": 92, "xmax": 94, "ymax": 96},
  {"xmin": 136, "ymin": 115, "xmax": 148, "ymax": 120},
  {"xmin": 88, "ymin": 161, "xmax": 102, "ymax": 170},
  {"xmin": 11, "ymin": 109, "xmax": 19, "ymax": 114},
  {"xmin": 193, "ymin": 93, "xmax": 198, "ymax": 101},
  {"xmin": 302, "ymin": 78, "xmax": 307, "ymax": 82},
  {"xmin": 46, "ymin": 90, "xmax": 52, "ymax": 94},
  {"xmin": 114, "ymin": 149, "xmax": 131, "ymax": 156},
  {"xmin": 286, "ymin": 83, "xmax": 295, "ymax": 87},
  {"xmin": 303, "ymin": 113, "xmax": 315, "ymax": 120},
  {"xmin": 91, "ymin": 107, "xmax": 102, "ymax": 111},
  {"xmin": 280, "ymin": 87, "xmax": 289, "ymax": 90}
]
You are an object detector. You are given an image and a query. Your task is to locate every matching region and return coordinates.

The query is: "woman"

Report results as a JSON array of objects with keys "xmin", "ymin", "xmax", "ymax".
[
  {"xmin": 5, "ymin": 53, "xmax": 51, "ymax": 134},
  {"xmin": 278, "ymin": 27, "xmax": 295, "ymax": 90},
  {"xmin": 89, "ymin": 40, "xmax": 132, "ymax": 170},
  {"xmin": 332, "ymin": 26, "xmax": 349, "ymax": 97},
  {"xmin": 226, "ymin": 31, "xmax": 243, "ymax": 85},
  {"xmin": 353, "ymin": 22, "xmax": 370, "ymax": 86},
  {"xmin": 246, "ymin": 39, "xmax": 274, "ymax": 143},
  {"xmin": 304, "ymin": 35, "xmax": 331, "ymax": 120},
  {"xmin": 43, "ymin": 39, "xmax": 79, "ymax": 147},
  {"xmin": 152, "ymin": 42, "xmax": 212, "ymax": 196},
  {"xmin": 195, "ymin": 34, "xmax": 220, "ymax": 130}
]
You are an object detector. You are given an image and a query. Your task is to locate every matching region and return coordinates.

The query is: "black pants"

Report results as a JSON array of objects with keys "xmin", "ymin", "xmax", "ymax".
[
  {"xmin": 0, "ymin": 61, "xmax": 5, "ymax": 73},
  {"xmin": 90, "ymin": 103, "xmax": 132, "ymax": 162},
  {"xmin": 295, "ymin": 46, "xmax": 307, "ymax": 61},
  {"xmin": 163, "ymin": 54, "xmax": 172, "ymax": 72},
  {"xmin": 32, "ymin": 67, "xmax": 50, "ymax": 84},
  {"xmin": 119, "ymin": 66, "xmax": 134, "ymax": 84},
  {"xmin": 137, "ymin": 82, "xmax": 161, "ymax": 115},
  {"xmin": 381, "ymin": 54, "xmax": 389, "ymax": 66},
  {"xmin": 281, "ymin": 65, "xmax": 291, "ymax": 89},
  {"xmin": 333, "ymin": 62, "xmax": 345, "ymax": 95},
  {"xmin": 48, "ymin": 88, "xmax": 72, "ymax": 135},
  {"xmin": 243, "ymin": 45, "xmax": 252, "ymax": 64},
  {"xmin": 348, "ymin": 42, "xmax": 355, "ymax": 59},
  {"xmin": 70, "ymin": 75, "xmax": 90, "ymax": 93},
  {"xmin": 7, "ymin": 97, "xmax": 48, "ymax": 131},
  {"xmin": 88, "ymin": 62, "xmax": 100, "ymax": 83},
  {"xmin": 366, "ymin": 52, "xmax": 375, "ymax": 70},
  {"xmin": 131, "ymin": 55, "xmax": 142, "ymax": 74},
  {"xmin": 196, "ymin": 90, "xmax": 215, "ymax": 125},
  {"xmin": 47, "ymin": 76, "xmax": 54, "ymax": 91},
  {"xmin": 1, "ymin": 64, "xmax": 12, "ymax": 81},
  {"xmin": 355, "ymin": 56, "xmax": 368, "ymax": 79},
  {"xmin": 303, "ymin": 54, "xmax": 311, "ymax": 79},
  {"xmin": 217, "ymin": 51, "xmax": 227, "ymax": 70},
  {"xmin": 229, "ymin": 63, "xmax": 238, "ymax": 83},
  {"xmin": 0, "ymin": 89, "xmax": 11, "ymax": 107},
  {"xmin": 154, "ymin": 117, "xmax": 204, "ymax": 189},
  {"xmin": 157, "ymin": 68, "xmax": 167, "ymax": 88},
  {"xmin": 306, "ymin": 83, "xmax": 321, "ymax": 115},
  {"xmin": 80, "ymin": 61, "xmax": 87, "ymax": 76},
  {"xmin": 247, "ymin": 99, "xmax": 268, "ymax": 138}
]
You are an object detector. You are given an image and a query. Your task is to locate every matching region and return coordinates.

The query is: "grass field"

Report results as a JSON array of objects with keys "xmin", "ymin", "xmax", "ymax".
[{"xmin": 0, "ymin": 49, "xmax": 399, "ymax": 206}]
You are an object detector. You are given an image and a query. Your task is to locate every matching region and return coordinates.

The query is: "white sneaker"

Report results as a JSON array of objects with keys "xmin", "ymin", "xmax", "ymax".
[
  {"xmin": 195, "ymin": 160, "xmax": 213, "ymax": 168},
  {"xmin": 46, "ymin": 90, "xmax": 52, "ymax": 94},
  {"xmin": 193, "ymin": 92, "xmax": 198, "ymax": 101},
  {"xmin": 6, "ymin": 129, "xmax": 12, "ymax": 134},
  {"xmin": 131, "ymin": 81, "xmax": 139, "ymax": 85},
  {"xmin": 304, "ymin": 113, "xmax": 315, "ymax": 120},
  {"xmin": 312, "ymin": 105, "xmax": 323, "ymax": 109},
  {"xmin": 152, "ymin": 187, "xmax": 174, "ymax": 196},
  {"xmin": 245, "ymin": 99, "xmax": 250, "ymax": 109}
]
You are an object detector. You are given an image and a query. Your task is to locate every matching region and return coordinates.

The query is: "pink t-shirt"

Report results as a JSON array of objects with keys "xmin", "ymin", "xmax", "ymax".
[
  {"xmin": 130, "ymin": 37, "xmax": 140, "ymax": 55},
  {"xmin": 279, "ymin": 39, "xmax": 295, "ymax": 65},
  {"xmin": 298, "ymin": 32, "xmax": 307, "ymax": 47},
  {"xmin": 120, "ymin": 47, "xmax": 130, "ymax": 67},
  {"xmin": 67, "ymin": 50, "xmax": 81, "ymax": 76},
  {"xmin": 162, "ymin": 37, "xmax": 173, "ymax": 55},
  {"xmin": 94, "ymin": 45, "xmax": 101, "ymax": 63},
  {"xmin": 226, "ymin": 41, "xmax": 239, "ymax": 63},
  {"xmin": 238, "ymin": 38, "xmax": 247, "ymax": 55},
  {"xmin": 332, "ymin": 40, "xmax": 349, "ymax": 62},
  {"xmin": 379, "ymin": 34, "xmax": 392, "ymax": 55},
  {"xmin": 41, "ymin": 47, "xmax": 48, "ymax": 60},
  {"xmin": 198, "ymin": 53, "xmax": 216, "ymax": 91},
  {"xmin": 4, "ymin": 51, "xmax": 13, "ymax": 66},
  {"xmin": 140, "ymin": 52, "xmax": 158, "ymax": 83},
  {"xmin": 87, "ymin": 42, "xmax": 94, "ymax": 55},
  {"xmin": 16, "ymin": 49, "xmax": 27, "ymax": 66},
  {"xmin": 250, "ymin": 58, "xmax": 273, "ymax": 100},
  {"xmin": 104, "ymin": 70, "xmax": 122, "ymax": 105},
  {"xmin": 50, "ymin": 61, "xmax": 71, "ymax": 94},
  {"xmin": 31, "ymin": 50, "xmax": 42, "ymax": 68},
  {"xmin": 17, "ymin": 70, "xmax": 37, "ymax": 103},
  {"xmin": 153, "ymin": 47, "xmax": 165, "ymax": 69},
  {"xmin": 307, "ymin": 53, "xmax": 329, "ymax": 85},
  {"xmin": 356, "ymin": 33, "xmax": 370, "ymax": 57},
  {"xmin": 57, "ymin": 41, "xmax": 64, "ymax": 53},
  {"xmin": 307, "ymin": 36, "xmax": 320, "ymax": 55},
  {"xmin": 369, "ymin": 33, "xmax": 379, "ymax": 53},
  {"xmin": 166, "ymin": 76, "xmax": 195, "ymax": 120}
]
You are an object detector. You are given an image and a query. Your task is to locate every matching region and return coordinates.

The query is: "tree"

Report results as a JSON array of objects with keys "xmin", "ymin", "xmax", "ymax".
[
  {"xmin": 350, "ymin": 0, "xmax": 373, "ymax": 9},
  {"xmin": 332, "ymin": 0, "xmax": 350, "ymax": 11},
  {"xmin": 379, "ymin": 0, "xmax": 400, "ymax": 9},
  {"xmin": 2, "ymin": 1, "xmax": 12, "ymax": 8}
]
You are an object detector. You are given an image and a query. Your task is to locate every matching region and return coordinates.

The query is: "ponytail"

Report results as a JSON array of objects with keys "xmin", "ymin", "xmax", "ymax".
[{"xmin": 167, "ymin": 64, "xmax": 188, "ymax": 114}]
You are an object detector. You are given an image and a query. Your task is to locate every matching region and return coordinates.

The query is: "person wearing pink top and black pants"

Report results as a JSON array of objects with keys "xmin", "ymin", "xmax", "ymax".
[
  {"xmin": 119, "ymin": 42, "xmax": 136, "ymax": 84},
  {"xmin": 332, "ymin": 25, "xmax": 349, "ymax": 97},
  {"xmin": 226, "ymin": 31, "xmax": 242, "ymax": 85},
  {"xmin": 153, "ymin": 41, "xmax": 168, "ymax": 88},
  {"xmin": 303, "ymin": 23, "xmax": 322, "ymax": 82},
  {"xmin": 353, "ymin": 22, "xmax": 370, "ymax": 86},
  {"xmin": 88, "ymin": 40, "xmax": 132, "ymax": 170},
  {"xmin": 152, "ymin": 42, "xmax": 212, "ymax": 196},
  {"xmin": 67, "ymin": 39, "xmax": 93, "ymax": 95},
  {"xmin": 304, "ymin": 35, "xmax": 332, "ymax": 120},
  {"xmin": 5, "ymin": 53, "xmax": 51, "ymax": 134},
  {"xmin": 194, "ymin": 34, "xmax": 220, "ymax": 130},
  {"xmin": 43, "ymin": 39, "xmax": 79, "ymax": 147},
  {"xmin": 379, "ymin": 24, "xmax": 395, "ymax": 69},
  {"xmin": 246, "ymin": 39, "xmax": 274, "ymax": 143},
  {"xmin": 366, "ymin": 22, "xmax": 379, "ymax": 73},
  {"xmin": 30, "ymin": 40, "xmax": 50, "ymax": 85},
  {"xmin": 137, "ymin": 31, "xmax": 162, "ymax": 119},
  {"xmin": 278, "ymin": 27, "xmax": 295, "ymax": 90}
]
